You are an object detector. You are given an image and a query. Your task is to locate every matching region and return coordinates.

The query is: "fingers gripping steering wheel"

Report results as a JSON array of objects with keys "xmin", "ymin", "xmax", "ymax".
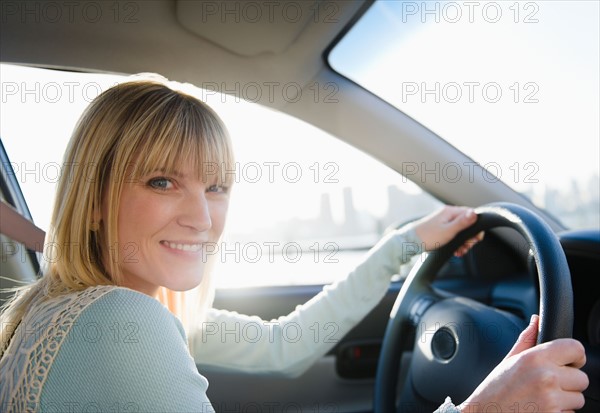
[{"xmin": 373, "ymin": 202, "xmax": 574, "ymax": 413}]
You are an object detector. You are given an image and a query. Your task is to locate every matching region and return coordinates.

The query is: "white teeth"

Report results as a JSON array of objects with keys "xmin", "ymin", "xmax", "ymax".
[{"xmin": 162, "ymin": 241, "xmax": 202, "ymax": 252}]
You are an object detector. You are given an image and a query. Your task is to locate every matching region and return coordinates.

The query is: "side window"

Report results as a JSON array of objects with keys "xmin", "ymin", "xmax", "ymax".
[
  {"xmin": 210, "ymin": 97, "xmax": 442, "ymax": 287},
  {"xmin": 0, "ymin": 64, "xmax": 442, "ymax": 288},
  {"xmin": 0, "ymin": 140, "xmax": 41, "ymax": 307}
]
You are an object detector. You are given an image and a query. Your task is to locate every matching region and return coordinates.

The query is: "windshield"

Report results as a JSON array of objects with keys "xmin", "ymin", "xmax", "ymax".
[{"xmin": 329, "ymin": 0, "xmax": 599, "ymax": 230}]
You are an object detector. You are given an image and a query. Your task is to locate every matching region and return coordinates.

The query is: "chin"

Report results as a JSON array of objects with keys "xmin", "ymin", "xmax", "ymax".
[{"xmin": 165, "ymin": 275, "xmax": 205, "ymax": 292}]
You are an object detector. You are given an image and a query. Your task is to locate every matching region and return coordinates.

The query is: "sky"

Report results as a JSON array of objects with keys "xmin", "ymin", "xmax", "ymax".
[{"xmin": 330, "ymin": 0, "xmax": 600, "ymax": 196}]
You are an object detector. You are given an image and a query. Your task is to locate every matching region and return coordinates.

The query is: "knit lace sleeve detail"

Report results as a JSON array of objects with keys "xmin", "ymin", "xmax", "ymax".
[{"xmin": 0, "ymin": 285, "xmax": 118, "ymax": 413}]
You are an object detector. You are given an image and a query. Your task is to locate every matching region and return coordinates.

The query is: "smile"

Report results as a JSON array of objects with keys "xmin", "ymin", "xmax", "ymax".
[{"xmin": 160, "ymin": 241, "xmax": 203, "ymax": 253}]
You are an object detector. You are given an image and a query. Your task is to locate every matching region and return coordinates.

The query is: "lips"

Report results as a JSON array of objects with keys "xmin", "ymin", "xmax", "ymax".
[{"xmin": 160, "ymin": 241, "xmax": 203, "ymax": 253}]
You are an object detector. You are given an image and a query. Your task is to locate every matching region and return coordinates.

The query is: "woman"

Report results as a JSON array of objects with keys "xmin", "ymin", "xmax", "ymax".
[{"xmin": 0, "ymin": 78, "xmax": 588, "ymax": 412}]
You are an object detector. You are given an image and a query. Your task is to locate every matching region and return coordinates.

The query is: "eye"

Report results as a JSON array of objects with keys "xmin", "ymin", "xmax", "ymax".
[
  {"xmin": 207, "ymin": 184, "xmax": 228, "ymax": 193},
  {"xmin": 147, "ymin": 177, "xmax": 173, "ymax": 191}
]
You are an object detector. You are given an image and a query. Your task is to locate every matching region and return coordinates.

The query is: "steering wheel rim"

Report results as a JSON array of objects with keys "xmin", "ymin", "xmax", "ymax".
[{"xmin": 373, "ymin": 202, "xmax": 574, "ymax": 413}]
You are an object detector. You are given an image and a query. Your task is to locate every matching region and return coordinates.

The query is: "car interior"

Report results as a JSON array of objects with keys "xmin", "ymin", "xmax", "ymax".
[{"xmin": 1, "ymin": 1, "xmax": 599, "ymax": 412}]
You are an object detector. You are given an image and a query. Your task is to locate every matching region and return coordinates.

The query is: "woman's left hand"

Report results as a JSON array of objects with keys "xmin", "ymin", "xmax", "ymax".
[{"xmin": 414, "ymin": 205, "xmax": 484, "ymax": 257}]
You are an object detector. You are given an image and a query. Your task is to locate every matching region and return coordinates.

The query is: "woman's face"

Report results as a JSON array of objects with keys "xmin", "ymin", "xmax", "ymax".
[{"xmin": 103, "ymin": 160, "xmax": 230, "ymax": 296}]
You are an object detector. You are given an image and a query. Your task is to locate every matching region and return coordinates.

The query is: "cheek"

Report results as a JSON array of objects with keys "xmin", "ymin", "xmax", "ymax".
[
  {"xmin": 116, "ymin": 188, "xmax": 170, "ymax": 244},
  {"xmin": 117, "ymin": 195, "xmax": 143, "ymax": 242},
  {"xmin": 117, "ymin": 209, "xmax": 139, "ymax": 244}
]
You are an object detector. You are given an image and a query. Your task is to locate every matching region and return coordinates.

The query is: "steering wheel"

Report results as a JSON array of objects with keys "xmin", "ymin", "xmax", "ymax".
[{"xmin": 373, "ymin": 202, "xmax": 574, "ymax": 413}]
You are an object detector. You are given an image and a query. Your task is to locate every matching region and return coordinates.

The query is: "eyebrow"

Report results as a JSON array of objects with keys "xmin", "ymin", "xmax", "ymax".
[
  {"xmin": 148, "ymin": 167, "xmax": 215, "ymax": 183},
  {"xmin": 155, "ymin": 168, "xmax": 185, "ymax": 177}
]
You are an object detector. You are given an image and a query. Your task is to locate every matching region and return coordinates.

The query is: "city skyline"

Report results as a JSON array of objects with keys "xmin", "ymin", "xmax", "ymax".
[{"xmin": 224, "ymin": 174, "xmax": 600, "ymax": 251}]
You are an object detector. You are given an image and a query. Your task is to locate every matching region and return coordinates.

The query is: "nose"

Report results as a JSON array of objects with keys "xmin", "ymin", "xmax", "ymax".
[{"xmin": 177, "ymin": 190, "xmax": 212, "ymax": 232}]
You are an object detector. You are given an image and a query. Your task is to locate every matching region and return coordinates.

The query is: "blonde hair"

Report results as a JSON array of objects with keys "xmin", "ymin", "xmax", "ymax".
[{"xmin": 1, "ymin": 77, "xmax": 234, "ymax": 356}]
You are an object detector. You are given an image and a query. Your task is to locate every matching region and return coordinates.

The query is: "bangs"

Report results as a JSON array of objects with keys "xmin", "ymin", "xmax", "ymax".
[{"xmin": 121, "ymin": 91, "xmax": 235, "ymax": 187}]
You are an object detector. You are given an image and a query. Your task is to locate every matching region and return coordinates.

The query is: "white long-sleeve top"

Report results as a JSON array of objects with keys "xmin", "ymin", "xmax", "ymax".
[{"xmin": 189, "ymin": 225, "xmax": 423, "ymax": 378}]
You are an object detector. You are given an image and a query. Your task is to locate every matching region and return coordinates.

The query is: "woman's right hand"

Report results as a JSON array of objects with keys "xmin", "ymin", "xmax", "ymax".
[
  {"xmin": 458, "ymin": 315, "xmax": 589, "ymax": 413},
  {"xmin": 412, "ymin": 205, "xmax": 484, "ymax": 257}
]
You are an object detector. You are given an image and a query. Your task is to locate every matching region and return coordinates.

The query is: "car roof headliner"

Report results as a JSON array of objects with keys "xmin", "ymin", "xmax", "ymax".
[{"xmin": 1, "ymin": 0, "xmax": 365, "ymax": 108}]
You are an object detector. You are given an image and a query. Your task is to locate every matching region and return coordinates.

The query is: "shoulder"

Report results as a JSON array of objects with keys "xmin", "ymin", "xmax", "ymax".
[
  {"xmin": 77, "ymin": 286, "xmax": 186, "ymax": 337},
  {"xmin": 70, "ymin": 287, "xmax": 186, "ymax": 351},
  {"xmin": 82, "ymin": 285, "xmax": 175, "ymax": 315},
  {"xmin": 49, "ymin": 285, "xmax": 191, "ymax": 377},
  {"xmin": 38, "ymin": 287, "xmax": 210, "ymax": 411},
  {"xmin": 1, "ymin": 286, "xmax": 207, "ymax": 413},
  {"xmin": 55, "ymin": 285, "xmax": 188, "ymax": 361}
]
